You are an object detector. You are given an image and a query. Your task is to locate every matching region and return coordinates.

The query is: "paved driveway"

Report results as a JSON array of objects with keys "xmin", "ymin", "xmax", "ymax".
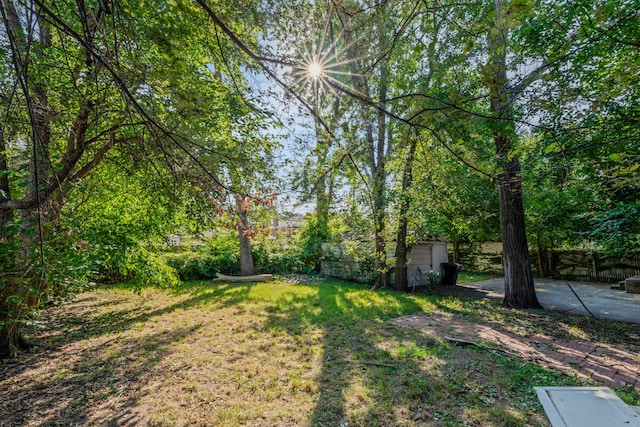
[{"xmin": 451, "ymin": 278, "xmax": 640, "ymax": 324}]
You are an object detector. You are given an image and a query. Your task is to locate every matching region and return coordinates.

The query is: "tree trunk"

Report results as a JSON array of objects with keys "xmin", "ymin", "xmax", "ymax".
[
  {"xmin": 364, "ymin": 108, "xmax": 388, "ymax": 289},
  {"xmin": 0, "ymin": 226, "xmax": 31, "ymax": 358},
  {"xmin": 0, "ymin": 320, "xmax": 30, "ymax": 359},
  {"xmin": 536, "ymin": 239, "xmax": 545, "ymax": 278},
  {"xmin": 313, "ymin": 114, "xmax": 330, "ymax": 273},
  {"xmin": 489, "ymin": 0, "xmax": 541, "ymax": 309},
  {"xmin": 497, "ymin": 156, "xmax": 541, "ymax": 308},
  {"xmin": 342, "ymin": 9, "xmax": 390, "ymax": 290},
  {"xmin": 372, "ymin": 15, "xmax": 390, "ymax": 290},
  {"xmin": 0, "ymin": 1, "xmax": 52, "ymax": 357},
  {"xmin": 235, "ymin": 196, "xmax": 255, "ymax": 276},
  {"xmin": 0, "ymin": 263, "xmax": 34, "ymax": 358},
  {"xmin": 536, "ymin": 237, "xmax": 553, "ymax": 278},
  {"xmin": 394, "ymin": 134, "xmax": 418, "ymax": 292}
]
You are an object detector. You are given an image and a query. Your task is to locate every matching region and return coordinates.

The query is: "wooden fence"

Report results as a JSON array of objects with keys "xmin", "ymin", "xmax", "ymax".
[
  {"xmin": 453, "ymin": 243, "xmax": 640, "ymax": 283},
  {"xmin": 552, "ymin": 252, "xmax": 640, "ymax": 283}
]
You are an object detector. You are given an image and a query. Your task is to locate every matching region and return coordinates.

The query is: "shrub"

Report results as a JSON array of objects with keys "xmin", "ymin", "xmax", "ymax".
[
  {"xmin": 252, "ymin": 237, "xmax": 311, "ymax": 274},
  {"xmin": 162, "ymin": 230, "xmax": 241, "ymax": 280},
  {"xmin": 127, "ymin": 246, "xmax": 180, "ymax": 288}
]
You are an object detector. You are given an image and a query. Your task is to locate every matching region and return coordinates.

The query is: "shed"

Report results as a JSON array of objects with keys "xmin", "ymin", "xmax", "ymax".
[{"xmin": 406, "ymin": 238, "xmax": 449, "ymax": 288}]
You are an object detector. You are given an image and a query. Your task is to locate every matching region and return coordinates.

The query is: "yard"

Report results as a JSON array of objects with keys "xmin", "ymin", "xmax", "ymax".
[{"xmin": 1, "ymin": 276, "xmax": 638, "ymax": 426}]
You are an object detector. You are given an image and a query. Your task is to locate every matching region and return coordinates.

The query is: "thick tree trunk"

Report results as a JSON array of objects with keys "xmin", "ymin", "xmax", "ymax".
[
  {"xmin": 497, "ymin": 156, "xmax": 541, "ymax": 308},
  {"xmin": 0, "ymin": 321, "xmax": 30, "ymax": 359},
  {"xmin": 489, "ymin": 0, "xmax": 541, "ymax": 309}
]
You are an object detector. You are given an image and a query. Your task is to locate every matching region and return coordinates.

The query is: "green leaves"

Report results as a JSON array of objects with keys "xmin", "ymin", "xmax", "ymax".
[{"xmin": 579, "ymin": 201, "xmax": 640, "ymax": 258}]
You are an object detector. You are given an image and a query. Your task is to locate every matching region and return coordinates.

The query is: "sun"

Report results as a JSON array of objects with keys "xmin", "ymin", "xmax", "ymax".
[
  {"xmin": 307, "ymin": 62, "xmax": 323, "ymax": 79},
  {"xmin": 287, "ymin": 22, "xmax": 368, "ymax": 105}
]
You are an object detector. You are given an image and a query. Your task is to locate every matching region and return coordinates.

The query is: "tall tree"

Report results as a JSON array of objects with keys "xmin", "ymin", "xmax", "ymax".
[
  {"xmin": 334, "ymin": 1, "xmax": 397, "ymax": 289},
  {"xmin": 485, "ymin": 0, "xmax": 541, "ymax": 308},
  {"xmin": 393, "ymin": 129, "xmax": 418, "ymax": 291},
  {"xmin": 198, "ymin": 0, "xmax": 638, "ymax": 302},
  {"xmin": 519, "ymin": 0, "xmax": 640, "ymax": 259},
  {"xmin": 0, "ymin": 0, "xmax": 270, "ymax": 357}
]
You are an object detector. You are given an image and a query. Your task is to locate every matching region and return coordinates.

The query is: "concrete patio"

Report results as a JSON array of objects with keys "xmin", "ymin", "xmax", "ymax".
[{"xmin": 448, "ymin": 278, "xmax": 640, "ymax": 324}]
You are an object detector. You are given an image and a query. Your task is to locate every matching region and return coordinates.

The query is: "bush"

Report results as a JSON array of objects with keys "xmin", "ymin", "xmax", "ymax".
[
  {"xmin": 163, "ymin": 233, "xmax": 241, "ymax": 280},
  {"xmin": 252, "ymin": 238, "xmax": 311, "ymax": 275},
  {"xmin": 128, "ymin": 247, "xmax": 180, "ymax": 288},
  {"xmin": 163, "ymin": 251, "xmax": 217, "ymax": 280}
]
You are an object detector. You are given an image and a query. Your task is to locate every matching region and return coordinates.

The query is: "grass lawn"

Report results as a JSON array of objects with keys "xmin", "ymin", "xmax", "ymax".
[
  {"xmin": 1, "ymin": 276, "xmax": 638, "ymax": 426},
  {"xmin": 457, "ymin": 271, "xmax": 501, "ymax": 284}
]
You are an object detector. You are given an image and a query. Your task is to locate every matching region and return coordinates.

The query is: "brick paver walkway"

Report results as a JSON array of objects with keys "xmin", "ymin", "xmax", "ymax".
[{"xmin": 393, "ymin": 314, "xmax": 640, "ymax": 391}]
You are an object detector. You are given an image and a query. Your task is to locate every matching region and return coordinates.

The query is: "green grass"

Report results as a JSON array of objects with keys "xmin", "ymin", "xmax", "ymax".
[
  {"xmin": 2, "ymin": 277, "xmax": 638, "ymax": 426},
  {"xmin": 457, "ymin": 271, "xmax": 501, "ymax": 283}
]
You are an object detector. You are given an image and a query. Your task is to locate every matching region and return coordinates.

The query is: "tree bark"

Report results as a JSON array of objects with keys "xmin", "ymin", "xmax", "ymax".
[
  {"xmin": 235, "ymin": 195, "xmax": 255, "ymax": 276},
  {"xmin": 394, "ymin": 134, "xmax": 418, "ymax": 292},
  {"xmin": 0, "ymin": 319, "xmax": 30, "ymax": 359},
  {"xmin": 489, "ymin": 0, "xmax": 541, "ymax": 309},
  {"xmin": 496, "ymin": 155, "xmax": 541, "ymax": 308}
]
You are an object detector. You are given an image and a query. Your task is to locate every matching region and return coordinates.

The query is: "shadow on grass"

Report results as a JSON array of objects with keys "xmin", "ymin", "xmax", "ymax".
[
  {"xmin": 261, "ymin": 283, "xmax": 417, "ymax": 425},
  {"xmin": 45, "ymin": 281, "xmax": 257, "ymax": 346},
  {"xmin": 0, "ymin": 281, "xmax": 256, "ymax": 385},
  {"xmin": 264, "ymin": 284, "xmax": 588, "ymax": 426},
  {"xmin": 0, "ymin": 324, "xmax": 200, "ymax": 426},
  {"xmin": 2, "ymin": 279, "xmax": 594, "ymax": 426}
]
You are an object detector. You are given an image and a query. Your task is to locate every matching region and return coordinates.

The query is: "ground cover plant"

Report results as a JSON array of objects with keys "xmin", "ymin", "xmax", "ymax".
[{"xmin": 1, "ymin": 276, "xmax": 638, "ymax": 426}]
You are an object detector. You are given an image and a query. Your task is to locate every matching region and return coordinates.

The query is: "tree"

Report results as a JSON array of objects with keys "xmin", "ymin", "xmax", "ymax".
[
  {"xmin": 1, "ymin": 0, "xmax": 134, "ymax": 356},
  {"xmin": 244, "ymin": 0, "xmax": 635, "ymax": 300},
  {"xmin": 268, "ymin": 0, "xmax": 398, "ymax": 286},
  {"xmin": 0, "ymin": 0, "xmax": 270, "ymax": 357},
  {"xmin": 393, "ymin": 130, "xmax": 418, "ymax": 291},
  {"xmin": 518, "ymin": 0, "xmax": 640, "ymax": 259},
  {"xmin": 340, "ymin": 2, "xmax": 394, "ymax": 289},
  {"xmin": 484, "ymin": 0, "xmax": 541, "ymax": 308}
]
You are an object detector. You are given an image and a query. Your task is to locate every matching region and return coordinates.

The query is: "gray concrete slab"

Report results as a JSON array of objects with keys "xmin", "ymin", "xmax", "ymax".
[
  {"xmin": 535, "ymin": 387, "xmax": 640, "ymax": 427},
  {"xmin": 455, "ymin": 278, "xmax": 640, "ymax": 324}
]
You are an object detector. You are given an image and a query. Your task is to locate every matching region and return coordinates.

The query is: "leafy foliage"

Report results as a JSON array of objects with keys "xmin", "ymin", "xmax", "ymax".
[
  {"xmin": 163, "ymin": 231, "xmax": 241, "ymax": 280},
  {"xmin": 579, "ymin": 201, "xmax": 640, "ymax": 258}
]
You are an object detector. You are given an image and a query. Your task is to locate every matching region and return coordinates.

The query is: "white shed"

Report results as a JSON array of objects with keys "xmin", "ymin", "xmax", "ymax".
[{"xmin": 406, "ymin": 238, "xmax": 449, "ymax": 288}]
